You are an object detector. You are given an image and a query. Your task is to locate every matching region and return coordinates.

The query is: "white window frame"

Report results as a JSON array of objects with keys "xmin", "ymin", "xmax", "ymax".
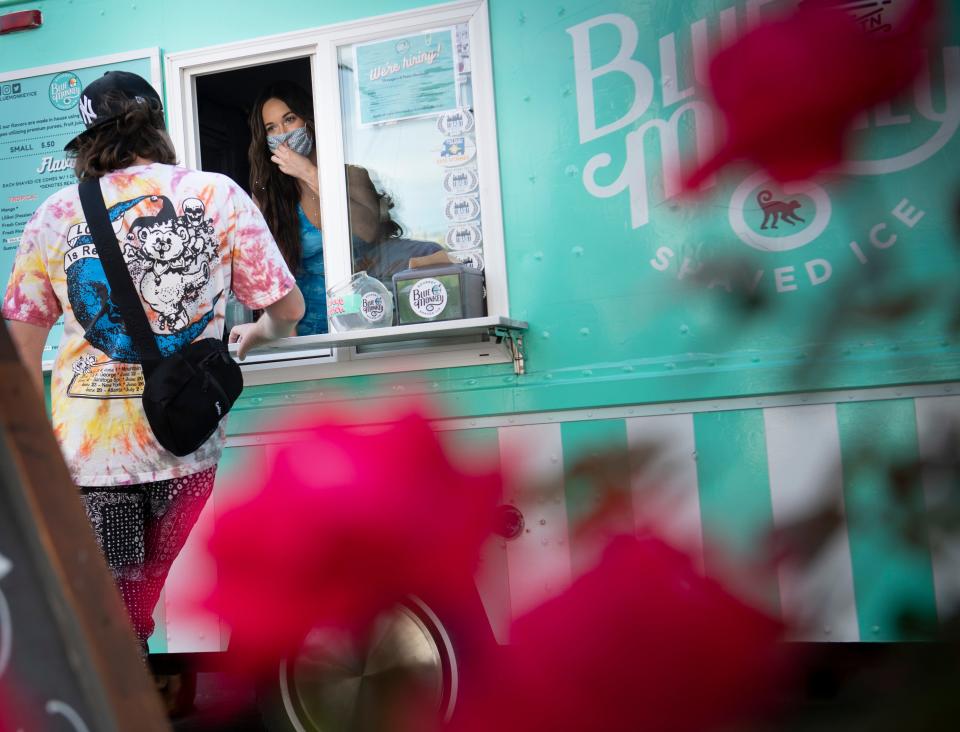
[{"xmin": 164, "ymin": 0, "xmax": 520, "ymax": 384}]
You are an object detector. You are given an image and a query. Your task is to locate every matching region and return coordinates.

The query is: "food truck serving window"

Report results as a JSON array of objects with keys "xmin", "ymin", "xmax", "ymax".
[{"xmin": 164, "ymin": 1, "xmax": 517, "ymax": 384}]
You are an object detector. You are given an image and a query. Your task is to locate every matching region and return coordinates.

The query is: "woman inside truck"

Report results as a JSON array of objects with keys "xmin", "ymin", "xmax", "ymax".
[{"xmin": 247, "ymin": 80, "xmax": 447, "ymax": 333}]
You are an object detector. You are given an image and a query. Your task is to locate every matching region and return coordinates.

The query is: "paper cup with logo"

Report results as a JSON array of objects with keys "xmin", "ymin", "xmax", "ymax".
[{"xmin": 326, "ymin": 272, "xmax": 394, "ymax": 332}]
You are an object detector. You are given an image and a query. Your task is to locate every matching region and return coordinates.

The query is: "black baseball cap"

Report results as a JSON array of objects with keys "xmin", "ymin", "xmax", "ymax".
[{"xmin": 64, "ymin": 71, "xmax": 163, "ymax": 152}]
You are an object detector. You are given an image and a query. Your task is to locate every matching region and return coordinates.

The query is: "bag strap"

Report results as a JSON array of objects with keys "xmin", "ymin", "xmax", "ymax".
[{"xmin": 77, "ymin": 178, "xmax": 162, "ymax": 372}]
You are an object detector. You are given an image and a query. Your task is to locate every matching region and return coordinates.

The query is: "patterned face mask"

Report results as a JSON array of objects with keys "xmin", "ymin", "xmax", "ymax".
[{"xmin": 266, "ymin": 125, "xmax": 314, "ymax": 156}]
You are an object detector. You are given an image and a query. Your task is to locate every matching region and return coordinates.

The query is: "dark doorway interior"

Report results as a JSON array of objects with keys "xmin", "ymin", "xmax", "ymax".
[{"xmin": 194, "ymin": 57, "xmax": 312, "ymax": 193}]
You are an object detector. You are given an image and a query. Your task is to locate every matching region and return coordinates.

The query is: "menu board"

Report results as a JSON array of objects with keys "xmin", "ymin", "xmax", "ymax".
[{"xmin": 0, "ymin": 51, "xmax": 159, "ymax": 362}]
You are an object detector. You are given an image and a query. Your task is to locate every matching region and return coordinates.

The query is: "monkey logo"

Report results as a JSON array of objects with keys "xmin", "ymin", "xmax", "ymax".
[{"xmin": 757, "ymin": 190, "xmax": 806, "ymax": 230}]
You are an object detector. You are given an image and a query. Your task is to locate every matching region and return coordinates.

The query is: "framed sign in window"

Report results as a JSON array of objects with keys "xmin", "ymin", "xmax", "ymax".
[{"xmin": 352, "ymin": 27, "xmax": 460, "ymax": 127}]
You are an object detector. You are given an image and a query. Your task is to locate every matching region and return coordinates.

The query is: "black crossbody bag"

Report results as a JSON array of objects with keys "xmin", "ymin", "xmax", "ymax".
[{"xmin": 78, "ymin": 178, "xmax": 243, "ymax": 457}]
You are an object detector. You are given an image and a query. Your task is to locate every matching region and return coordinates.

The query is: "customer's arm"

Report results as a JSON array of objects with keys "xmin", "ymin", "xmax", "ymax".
[
  {"xmin": 228, "ymin": 284, "xmax": 305, "ymax": 360},
  {"xmin": 5, "ymin": 319, "xmax": 51, "ymax": 400}
]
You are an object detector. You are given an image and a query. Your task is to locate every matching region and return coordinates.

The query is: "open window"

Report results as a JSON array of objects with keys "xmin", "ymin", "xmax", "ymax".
[{"xmin": 165, "ymin": 1, "xmax": 523, "ymax": 384}]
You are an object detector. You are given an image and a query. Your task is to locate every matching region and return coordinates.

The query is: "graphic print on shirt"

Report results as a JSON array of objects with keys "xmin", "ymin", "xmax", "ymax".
[
  {"xmin": 123, "ymin": 195, "xmax": 217, "ymax": 331},
  {"xmin": 64, "ymin": 194, "xmax": 221, "ymax": 399}
]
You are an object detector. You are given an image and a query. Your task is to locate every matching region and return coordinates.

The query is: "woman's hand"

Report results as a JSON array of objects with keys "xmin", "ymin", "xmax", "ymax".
[{"xmin": 271, "ymin": 143, "xmax": 318, "ymax": 189}]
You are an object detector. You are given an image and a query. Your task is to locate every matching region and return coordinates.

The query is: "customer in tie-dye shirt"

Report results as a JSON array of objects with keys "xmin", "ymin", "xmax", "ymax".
[{"xmin": 2, "ymin": 71, "xmax": 304, "ymax": 657}]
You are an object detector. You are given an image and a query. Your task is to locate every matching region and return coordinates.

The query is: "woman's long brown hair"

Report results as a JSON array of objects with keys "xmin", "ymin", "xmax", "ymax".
[{"xmin": 247, "ymin": 81, "xmax": 315, "ymax": 271}]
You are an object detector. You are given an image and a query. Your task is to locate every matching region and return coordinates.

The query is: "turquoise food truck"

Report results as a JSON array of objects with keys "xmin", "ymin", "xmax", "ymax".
[{"xmin": 2, "ymin": 0, "xmax": 959, "ymax": 728}]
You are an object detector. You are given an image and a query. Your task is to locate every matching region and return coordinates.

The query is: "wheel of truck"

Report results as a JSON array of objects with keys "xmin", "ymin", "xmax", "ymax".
[{"xmin": 257, "ymin": 596, "xmax": 461, "ymax": 732}]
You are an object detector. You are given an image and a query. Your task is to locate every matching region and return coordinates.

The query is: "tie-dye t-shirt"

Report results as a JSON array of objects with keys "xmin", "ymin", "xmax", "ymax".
[{"xmin": 2, "ymin": 163, "xmax": 295, "ymax": 486}]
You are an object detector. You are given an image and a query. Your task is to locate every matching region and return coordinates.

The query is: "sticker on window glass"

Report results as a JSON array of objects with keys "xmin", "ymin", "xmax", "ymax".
[
  {"xmin": 449, "ymin": 248, "xmax": 485, "ymax": 271},
  {"xmin": 360, "ymin": 292, "xmax": 387, "ymax": 322},
  {"xmin": 445, "ymin": 196, "xmax": 480, "ymax": 222},
  {"xmin": 328, "ymin": 293, "xmax": 362, "ymax": 316},
  {"xmin": 410, "ymin": 278, "xmax": 448, "ymax": 318},
  {"xmin": 456, "ymin": 26, "xmax": 472, "ymax": 75},
  {"xmin": 443, "ymin": 168, "xmax": 479, "ymax": 195},
  {"xmin": 437, "ymin": 109, "xmax": 474, "ymax": 136},
  {"xmin": 437, "ymin": 136, "xmax": 476, "ymax": 167},
  {"xmin": 445, "ymin": 223, "xmax": 483, "ymax": 250}
]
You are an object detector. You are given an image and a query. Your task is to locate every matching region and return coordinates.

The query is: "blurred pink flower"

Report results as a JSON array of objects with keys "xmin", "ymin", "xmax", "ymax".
[
  {"xmin": 0, "ymin": 679, "xmax": 37, "ymax": 732},
  {"xmin": 206, "ymin": 408, "xmax": 500, "ymax": 675},
  {"xmin": 450, "ymin": 535, "xmax": 789, "ymax": 732},
  {"xmin": 684, "ymin": 0, "xmax": 936, "ymax": 188}
]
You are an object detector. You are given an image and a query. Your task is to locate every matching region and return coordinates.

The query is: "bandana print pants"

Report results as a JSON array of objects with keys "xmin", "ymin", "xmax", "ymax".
[{"xmin": 78, "ymin": 466, "xmax": 217, "ymax": 645}]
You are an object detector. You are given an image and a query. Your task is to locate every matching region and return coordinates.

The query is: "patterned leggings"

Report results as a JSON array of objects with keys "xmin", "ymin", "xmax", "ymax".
[{"xmin": 78, "ymin": 467, "xmax": 216, "ymax": 645}]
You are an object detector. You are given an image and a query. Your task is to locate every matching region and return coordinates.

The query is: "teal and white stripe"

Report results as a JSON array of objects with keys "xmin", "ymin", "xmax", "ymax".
[
  {"xmin": 626, "ymin": 413, "xmax": 703, "ymax": 572},
  {"xmin": 498, "ymin": 423, "xmax": 571, "ymax": 620},
  {"xmin": 764, "ymin": 404, "xmax": 857, "ymax": 641},
  {"xmin": 151, "ymin": 394, "xmax": 959, "ymax": 652},
  {"xmin": 917, "ymin": 395, "xmax": 960, "ymax": 621}
]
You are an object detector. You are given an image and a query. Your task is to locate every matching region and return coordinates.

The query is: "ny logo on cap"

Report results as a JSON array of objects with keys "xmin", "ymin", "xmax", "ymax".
[{"xmin": 79, "ymin": 95, "xmax": 97, "ymax": 126}]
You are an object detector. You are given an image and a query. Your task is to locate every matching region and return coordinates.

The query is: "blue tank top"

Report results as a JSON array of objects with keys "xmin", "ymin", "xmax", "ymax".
[{"xmin": 296, "ymin": 204, "xmax": 327, "ymax": 335}]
